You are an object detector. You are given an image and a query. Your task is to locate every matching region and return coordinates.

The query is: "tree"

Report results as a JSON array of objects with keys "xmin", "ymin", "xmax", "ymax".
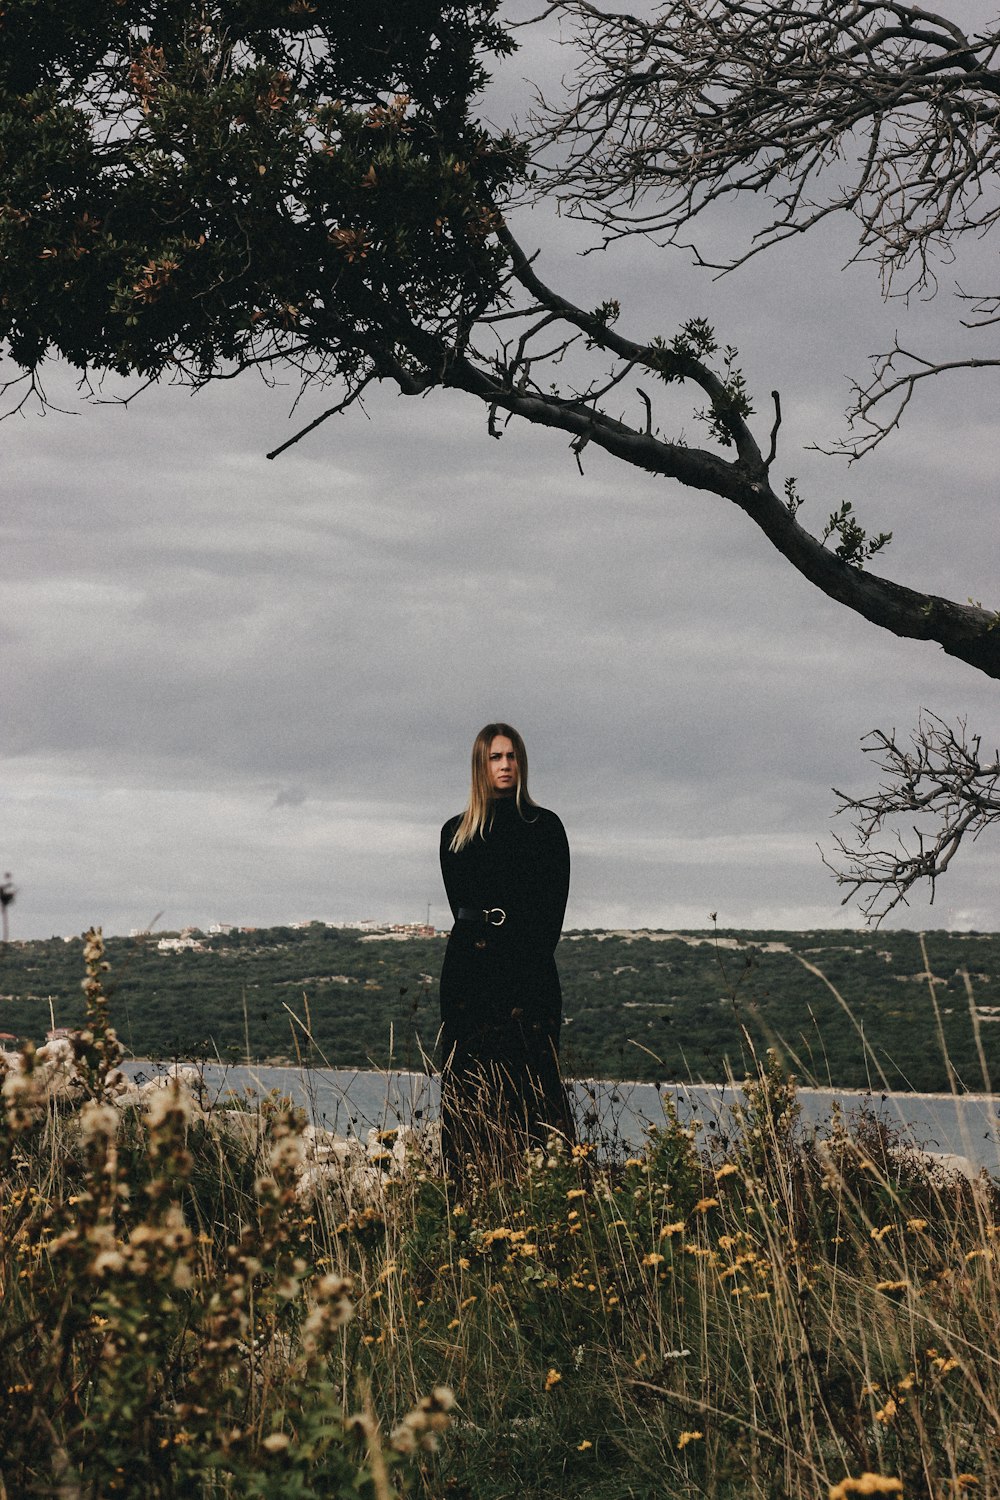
[{"xmin": 1, "ymin": 0, "xmax": 998, "ymax": 910}]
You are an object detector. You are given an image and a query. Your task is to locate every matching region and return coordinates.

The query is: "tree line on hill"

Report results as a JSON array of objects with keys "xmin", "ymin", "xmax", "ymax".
[{"xmin": 3, "ymin": 923, "xmax": 1000, "ymax": 1092}]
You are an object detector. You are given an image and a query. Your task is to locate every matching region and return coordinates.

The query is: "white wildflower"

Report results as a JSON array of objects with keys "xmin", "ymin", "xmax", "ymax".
[
  {"xmin": 144, "ymin": 1081, "xmax": 195, "ymax": 1130},
  {"xmin": 269, "ymin": 1133, "xmax": 305, "ymax": 1174},
  {"xmin": 79, "ymin": 1099, "xmax": 120, "ymax": 1143}
]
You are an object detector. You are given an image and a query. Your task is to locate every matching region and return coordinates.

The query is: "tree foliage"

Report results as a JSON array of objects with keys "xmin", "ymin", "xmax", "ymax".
[{"xmin": 0, "ymin": 0, "xmax": 520, "ymax": 394}]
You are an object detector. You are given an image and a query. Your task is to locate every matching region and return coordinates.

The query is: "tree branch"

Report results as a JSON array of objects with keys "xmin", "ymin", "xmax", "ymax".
[
  {"xmin": 529, "ymin": 0, "xmax": 1000, "ymax": 448},
  {"xmin": 824, "ymin": 712, "xmax": 1000, "ymax": 921}
]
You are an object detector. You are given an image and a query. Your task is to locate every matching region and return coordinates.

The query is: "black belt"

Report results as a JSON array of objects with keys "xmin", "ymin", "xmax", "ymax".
[{"xmin": 457, "ymin": 906, "xmax": 506, "ymax": 926}]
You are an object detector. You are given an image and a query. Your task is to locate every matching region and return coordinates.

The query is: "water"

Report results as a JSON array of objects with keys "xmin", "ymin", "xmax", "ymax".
[{"xmin": 121, "ymin": 1062, "xmax": 1000, "ymax": 1174}]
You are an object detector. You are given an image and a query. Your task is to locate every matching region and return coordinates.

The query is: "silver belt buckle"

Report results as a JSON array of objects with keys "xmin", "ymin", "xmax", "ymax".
[{"xmin": 485, "ymin": 907, "xmax": 506, "ymax": 926}]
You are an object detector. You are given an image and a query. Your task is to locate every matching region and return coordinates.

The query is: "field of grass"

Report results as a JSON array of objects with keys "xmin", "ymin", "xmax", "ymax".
[{"xmin": 2, "ymin": 934, "xmax": 999, "ymax": 1498}]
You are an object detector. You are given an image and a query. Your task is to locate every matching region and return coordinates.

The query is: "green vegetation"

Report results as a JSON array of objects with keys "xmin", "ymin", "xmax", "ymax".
[
  {"xmin": 3, "ymin": 924, "xmax": 1000, "ymax": 1092},
  {"xmin": 3, "ymin": 939, "xmax": 999, "ymax": 1498}
]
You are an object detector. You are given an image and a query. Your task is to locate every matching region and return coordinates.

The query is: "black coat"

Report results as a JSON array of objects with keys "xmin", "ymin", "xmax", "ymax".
[
  {"xmin": 438, "ymin": 796, "xmax": 572, "ymax": 1163},
  {"xmin": 439, "ymin": 797, "xmax": 570, "ymax": 1045}
]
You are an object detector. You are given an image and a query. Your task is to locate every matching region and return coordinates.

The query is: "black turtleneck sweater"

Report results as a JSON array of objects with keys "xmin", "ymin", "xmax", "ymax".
[{"xmin": 438, "ymin": 797, "xmax": 570, "ymax": 1043}]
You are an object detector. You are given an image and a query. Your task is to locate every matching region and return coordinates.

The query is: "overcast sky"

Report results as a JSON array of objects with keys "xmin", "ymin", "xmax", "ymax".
[{"xmin": 4, "ymin": 5, "xmax": 1000, "ymax": 941}]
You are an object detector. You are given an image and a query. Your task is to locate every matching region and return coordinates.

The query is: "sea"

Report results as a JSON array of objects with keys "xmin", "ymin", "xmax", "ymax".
[{"xmin": 120, "ymin": 1061, "xmax": 1000, "ymax": 1176}]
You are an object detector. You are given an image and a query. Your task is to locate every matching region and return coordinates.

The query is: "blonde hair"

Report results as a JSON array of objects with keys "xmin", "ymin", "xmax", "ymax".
[{"xmin": 449, "ymin": 722, "xmax": 537, "ymax": 852}]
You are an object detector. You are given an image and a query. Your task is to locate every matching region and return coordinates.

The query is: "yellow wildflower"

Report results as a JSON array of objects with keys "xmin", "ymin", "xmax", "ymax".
[
  {"xmin": 659, "ymin": 1221, "xmax": 686, "ymax": 1238},
  {"xmin": 693, "ymin": 1197, "xmax": 719, "ymax": 1213},
  {"xmin": 577, "ymin": 1440, "xmax": 593, "ymax": 1451},
  {"xmin": 874, "ymin": 1396, "xmax": 899, "ymax": 1424},
  {"xmin": 714, "ymin": 1163, "xmax": 739, "ymax": 1180},
  {"xmin": 828, "ymin": 1475, "xmax": 903, "ymax": 1499},
  {"xmin": 874, "ymin": 1280, "xmax": 909, "ymax": 1294},
  {"xmin": 870, "ymin": 1225, "xmax": 893, "ymax": 1242},
  {"xmin": 641, "ymin": 1252, "xmax": 665, "ymax": 1267},
  {"xmin": 566, "ymin": 1188, "xmax": 587, "ymax": 1200},
  {"xmin": 906, "ymin": 1218, "xmax": 928, "ymax": 1232},
  {"xmin": 544, "ymin": 1369, "xmax": 562, "ymax": 1391},
  {"xmin": 676, "ymin": 1430, "xmax": 703, "ymax": 1449}
]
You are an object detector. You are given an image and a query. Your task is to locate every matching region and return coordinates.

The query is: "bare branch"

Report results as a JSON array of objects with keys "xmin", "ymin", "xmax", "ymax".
[
  {"xmin": 530, "ymin": 0, "xmax": 1000, "ymax": 446},
  {"xmin": 636, "ymin": 385, "xmax": 653, "ymax": 435},
  {"xmin": 266, "ymin": 375, "xmax": 376, "ymax": 460},
  {"xmin": 765, "ymin": 390, "xmax": 781, "ymax": 469},
  {"xmin": 824, "ymin": 711, "xmax": 1000, "ymax": 921},
  {"xmin": 826, "ymin": 345, "xmax": 1000, "ymax": 460},
  {"xmin": 533, "ymin": 0, "xmax": 1000, "ymax": 282}
]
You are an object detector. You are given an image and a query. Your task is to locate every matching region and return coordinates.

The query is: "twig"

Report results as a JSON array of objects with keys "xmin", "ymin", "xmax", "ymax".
[{"xmin": 765, "ymin": 389, "xmax": 781, "ymax": 467}]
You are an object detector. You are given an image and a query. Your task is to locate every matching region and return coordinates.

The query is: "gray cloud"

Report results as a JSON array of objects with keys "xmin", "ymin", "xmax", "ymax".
[
  {"xmin": 271, "ymin": 787, "xmax": 309, "ymax": 809},
  {"xmin": 4, "ymin": 15, "xmax": 1000, "ymax": 940}
]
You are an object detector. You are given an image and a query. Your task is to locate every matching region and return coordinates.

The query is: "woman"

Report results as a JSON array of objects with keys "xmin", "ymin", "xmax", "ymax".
[{"xmin": 439, "ymin": 722, "xmax": 573, "ymax": 1174}]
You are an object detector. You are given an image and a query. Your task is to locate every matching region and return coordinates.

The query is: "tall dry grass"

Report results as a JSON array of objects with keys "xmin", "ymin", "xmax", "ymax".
[{"xmin": 2, "ymin": 932, "xmax": 999, "ymax": 1498}]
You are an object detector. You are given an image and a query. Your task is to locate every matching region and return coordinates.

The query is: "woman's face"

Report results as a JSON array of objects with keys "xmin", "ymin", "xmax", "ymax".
[{"xmin": 487, "ymin": 735, "xmax": 517, "ymax": 793}]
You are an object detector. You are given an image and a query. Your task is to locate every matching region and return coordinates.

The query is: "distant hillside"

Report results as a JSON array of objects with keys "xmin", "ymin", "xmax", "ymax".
[{"xmin": 3, "ymin": 924, "xmax": 1000, "ymax": 1091}]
